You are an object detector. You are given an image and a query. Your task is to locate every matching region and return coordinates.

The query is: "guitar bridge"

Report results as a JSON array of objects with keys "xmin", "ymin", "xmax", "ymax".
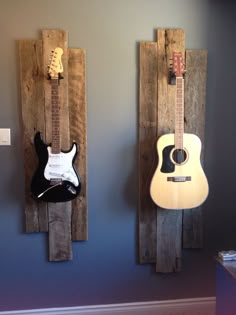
[{"xmin": 167, "ymin": 176, "xmax": 191, "ymax": 182}]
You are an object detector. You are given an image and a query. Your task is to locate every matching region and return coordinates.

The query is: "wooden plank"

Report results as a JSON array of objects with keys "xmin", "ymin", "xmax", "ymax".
[
  {"xmin": 68, "ymin": 48, "xmax": 88, "ymax": 241},
  {"xmin": 155, "ymin": 28, "xmax": 185, "ymax": 272},
  {"xmin": 183, "ymin": 207, "xmax": 203, "ymax": 248},
  {"xmin": 139, "ymin": 42, "xmax": 158, "ymax": 263},
  {"xmin": 42, "ymin": 30, "xmax": 70, "ymax": 146},
  {"xmin": 48, "ymin": 202, "xmax": 72, "ymax": 261},
  {"xmin": 19, "ymin": 40, "xmax": 48, "ymax": 233},
  {"xmin": 184, "ymin": 50, "xmax": 207, "ymax": 161},
  {"xmin": 183, "ymin": 50, "xmax": 208, "ymax": 248},
  {"xmin": 42, "ymin": 30, "xmax": 72, "ymax": 261},
  {"xmin": 156, "ymin": 209, "xmax": 182, "ymax": 272}
]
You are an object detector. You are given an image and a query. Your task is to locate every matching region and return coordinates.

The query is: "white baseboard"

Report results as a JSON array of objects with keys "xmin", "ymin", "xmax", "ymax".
[{"xmin": 0, "ymin": 297, "xmax": 216, "ymax": 315}]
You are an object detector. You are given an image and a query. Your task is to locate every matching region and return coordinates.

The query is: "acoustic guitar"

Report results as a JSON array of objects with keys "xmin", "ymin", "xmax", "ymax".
[
  {"xmin": 31, "ymin": 47, "xmax": 81, "ymax": 202},
  {"xmin": 150, "ymin": 52, "xmax": 208, "ymax": 209}
]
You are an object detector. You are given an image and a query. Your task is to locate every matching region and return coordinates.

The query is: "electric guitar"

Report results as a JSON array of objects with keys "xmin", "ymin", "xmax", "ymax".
[
  {"xmin": 31, "ymin": 47, "xmax": 81, "ymax": 202},
  {"xmin": 150, "ymin": 52, "xmax": 208, "ymax": 209}
]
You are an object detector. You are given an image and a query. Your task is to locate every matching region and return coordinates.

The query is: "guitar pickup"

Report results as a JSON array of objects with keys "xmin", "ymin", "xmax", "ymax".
[{"xmin": 167, "ymin": 176, "xmax": 191, "ymax": 182}]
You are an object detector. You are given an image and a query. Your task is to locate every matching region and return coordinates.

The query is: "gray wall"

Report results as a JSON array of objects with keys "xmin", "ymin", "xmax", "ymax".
[{"xmin": 0, "ymin": 0, "xmax": 235, "ymax": 311}]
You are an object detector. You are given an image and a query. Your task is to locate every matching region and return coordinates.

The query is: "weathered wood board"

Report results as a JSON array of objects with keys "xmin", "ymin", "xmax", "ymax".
[
  {"xmin": 68, "ymin": 49, "xmax": 88, "ymax": 241},
  {"xmin": 139, "ymin": 29, "xmax": 207, "ymax": 272},
  {"xmin": 48, "ymin": 201, "xmax": 72, "ymax": 261},
  {"xmin": 19, "ymin": 40, "xmax": 48, "ymax": 233},
  {"xmin": 155, "ymin": 29, "xmax": 185, "ymax": 272},
  {"xmin": 183, "ymin": 50, "xmax": 208, "ymax": 248},
  {"xmin": 139, "ymin": 42, "xmax": 158, "ymax": 263},
  {"xmin": 19, "ymin": 29, "xmax": 88, "ymax": 261},
  {"xmin": 155, "ymin": 209, "xmax": 182, "ymax": 272},
  {"xmin": 42, "ymin": 30, "xmax": 70, "ymax": 148},
  {"xmin": 42, "ymin": 30, "xmax": 72, "ymax": 261}
]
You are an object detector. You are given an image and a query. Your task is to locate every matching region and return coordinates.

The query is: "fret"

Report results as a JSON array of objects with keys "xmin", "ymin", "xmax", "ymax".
[
  {"xmin": 51, "ymin": 78, "xmax": 61, "ymax": 154},
  {"xmin": 175, "ymin": 77, "xmax": 184, "ymax": 149}
]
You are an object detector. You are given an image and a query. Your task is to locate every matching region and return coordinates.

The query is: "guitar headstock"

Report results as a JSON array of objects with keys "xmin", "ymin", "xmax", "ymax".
[
  {"xmin": 48, "ymin": 47, "xmax": 63, "ymax": 79},
  {"xmin": 172, "ymin": 52, "xmax": 185, "ymax": 78}
]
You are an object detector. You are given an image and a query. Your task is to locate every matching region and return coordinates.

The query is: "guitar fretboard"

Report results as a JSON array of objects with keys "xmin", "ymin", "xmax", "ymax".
[
  {"xmin": 51, "ymin": 78, "xmax": 61, "ymax": 154},
  {"xmin": 175, "ymin": 77, "xmax": 184, "ymax": 149}
]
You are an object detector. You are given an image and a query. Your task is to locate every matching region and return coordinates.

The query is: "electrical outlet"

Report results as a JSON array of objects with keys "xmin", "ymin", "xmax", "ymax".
[{"xmin": 0, "ymin": 128, "xmax": 11, "ymax": 145}]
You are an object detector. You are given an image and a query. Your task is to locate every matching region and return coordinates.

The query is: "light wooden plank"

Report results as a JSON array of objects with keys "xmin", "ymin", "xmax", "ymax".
[
  {"xmin": 183, "ymin": 50, "xmax": 208, "ymax": 248},
  {"xmin": 19, "ymin": 39, "xmax": 48, "ymax": 233},
  {"xmin": 68, "ymin": 48, "xmax": 88, "ymax": 241},
  {"xmin": 42, "ymin": 30, "xmax": 72, "ymax": 261},
  {"xmin": 139, "ymin": 42, "xmax": 158, "ymax": 263},
  {"xmin": 155, "ymin": 28, "xmax": 185, "ymax": 272}
]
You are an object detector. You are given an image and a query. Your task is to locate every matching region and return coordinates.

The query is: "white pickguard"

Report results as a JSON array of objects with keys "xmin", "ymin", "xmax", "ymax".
[{"xmin": 44, "ymin": 144, "xmax": 79, "ymax": 187}]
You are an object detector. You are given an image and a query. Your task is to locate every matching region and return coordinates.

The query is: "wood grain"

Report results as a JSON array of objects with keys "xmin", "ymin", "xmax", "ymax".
[
  {"xmin": 42, "ymin": 30, "xmax": 70, "ymax": 148},
  {"xmin": 68, "ymin": 48, "xmax": 88, "ymax": 241},
  {"xmin": 156, "ymin": 209, "xmax": 182, "ymax": 272},
  {"xmin": 19, "ymin": 29, "xmax": 88, "ymax": 261},
  {"xmin": 183, "ymin": 50, "xmax": 208, "ymax": 248},
  {"xmin": 19, "ymin": 39, "xmax": 48, "ymax": 232},
  {"xmin": 42, "ymin": 30, "xmax": 72, "ymax": 261},
  {"xmin": 155, "ymin": 28, "xmax": 185, "ymax": 272},
  {"xmin": 48, "ymin": 202, "xmax": 72, "ymax": 261},
  {"xmin": 139, "ymin": 42, "xmax": 158, "ymax": 263}
]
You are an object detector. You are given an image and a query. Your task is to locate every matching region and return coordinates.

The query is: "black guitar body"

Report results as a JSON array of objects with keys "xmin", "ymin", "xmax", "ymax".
[{"xmin": 31, "ymin": 132, "xmax": 81, "ymax": 202}]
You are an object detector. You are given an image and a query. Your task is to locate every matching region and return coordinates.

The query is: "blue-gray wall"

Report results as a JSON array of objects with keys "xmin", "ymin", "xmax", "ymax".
[{"xmin": 0, "ymin": 0, "xmax": 235, "ymax": 311}]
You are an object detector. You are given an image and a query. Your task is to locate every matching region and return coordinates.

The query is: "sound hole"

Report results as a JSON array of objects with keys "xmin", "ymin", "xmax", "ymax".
[{"xmin": 172, "ymin": 148, "xmax": 187, "ymax": 165}]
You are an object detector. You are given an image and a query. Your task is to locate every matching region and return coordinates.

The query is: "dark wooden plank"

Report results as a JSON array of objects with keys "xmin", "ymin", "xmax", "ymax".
[
  {"xmin": 139, "ymin": 42, "xmax": 158, "ymax": 263},
  {"xmin": 42, "ymin": 30, "xmax": 72, "ymax": 261},
  {"xmin": 156, "ymin": 209, "xmax": 182, "ymax": 272},
  {"xmin": 183, "ymin": 50, "xmax": 208, "ymax": 248},
  {"xmin": 155, "ymin": 28, "xmax": 185, "ymax": 272},
  {"xmin": 68, "ymin": 48, "xmax": 88, "ymax": 241},
  {"xmin": 19, "ymin": 39, "xmax": 48, "ymax": 233},
  {"xmin": 183, "ymin": 207, "xmax": 203, "ymax": 248}
]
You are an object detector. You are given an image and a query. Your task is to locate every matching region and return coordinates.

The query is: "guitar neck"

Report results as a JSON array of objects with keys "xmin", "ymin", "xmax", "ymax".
[
  {"xmin": 175, "ymin": 77, "xmax": 184, "ymax": 149},
  {"xmin": 51, "ymin": 78, "xmax": 61, "ymax": 154}
]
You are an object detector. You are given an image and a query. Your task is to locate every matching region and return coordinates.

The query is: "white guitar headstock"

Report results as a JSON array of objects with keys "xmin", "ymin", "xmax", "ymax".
[{"xmin": 48, "ymin": 47, "xmax": 63, "ymax": 79}]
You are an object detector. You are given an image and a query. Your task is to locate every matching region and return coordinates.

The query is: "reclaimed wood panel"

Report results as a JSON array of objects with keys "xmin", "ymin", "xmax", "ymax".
[
  {"xmin": 42, "ymin": 30, "xmax": 72, "ymax": 261},
  {"xmin": 155, "ymin": 28, "xmax": 185, "ymax": 272},
  {"xmin": 19, "ymin": 29, "xmax": 88, "ymax": 261},
  {"xmin": 42, "ymin": 30, "xmax": 70, "ymax": 147},
  {"xmin": 19, "ymin": 40, "xmax": 48, "ymax": 233},
  {"xmin": 139, "ymin": 42, "xmax": 158, "ymax": 263},
  {"xmin": 68, "ymin": 48, "xmax": 88, "ymax": 241},
  {"xmin": 48, "ymin": 202, "xmax": 72, "ymax": 261},
  {"xmin": 155, "ymin": 209, "xmax": 182, "ymax": 272},
  {"xmin": 183, "ymin": 50, "xmax": 208, "ymax": 248}
]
